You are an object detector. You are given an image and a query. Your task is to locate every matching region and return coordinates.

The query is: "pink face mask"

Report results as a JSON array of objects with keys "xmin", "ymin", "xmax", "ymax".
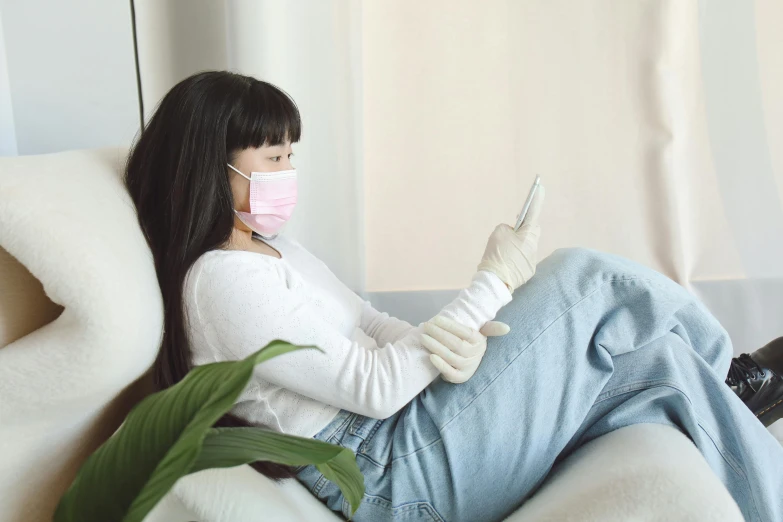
[{"xmin": 228, "ymin": 163, "xmax": 298, "ymax": 239}]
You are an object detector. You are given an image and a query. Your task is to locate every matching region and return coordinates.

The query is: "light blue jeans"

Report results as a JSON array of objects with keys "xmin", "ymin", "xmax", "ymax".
[{"xmin": 294, "ymin": 248, "xmax": 783, "ymax": 522}]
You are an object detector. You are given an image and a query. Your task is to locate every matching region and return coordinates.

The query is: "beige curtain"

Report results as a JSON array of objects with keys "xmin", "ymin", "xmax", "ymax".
[{"xmin": 362, "ymin": 0, "xmax": 783, "ymax": 355}]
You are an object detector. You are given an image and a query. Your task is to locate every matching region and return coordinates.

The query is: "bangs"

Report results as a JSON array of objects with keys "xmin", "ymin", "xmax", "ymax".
[{"xmin": 227, "ymin": 80, "xmax": 302, "ymax": 151}]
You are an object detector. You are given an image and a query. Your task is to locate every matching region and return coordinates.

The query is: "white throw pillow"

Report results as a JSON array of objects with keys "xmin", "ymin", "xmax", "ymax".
[{"xmin": 0, "ymin": 147, "xmax": 163, "ymax": 522}]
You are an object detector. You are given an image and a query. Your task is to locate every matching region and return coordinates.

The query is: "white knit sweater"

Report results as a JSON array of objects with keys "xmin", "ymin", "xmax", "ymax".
[{"xmin": 184, "ymin": 234, "xmax": 512, "ymax": 438}]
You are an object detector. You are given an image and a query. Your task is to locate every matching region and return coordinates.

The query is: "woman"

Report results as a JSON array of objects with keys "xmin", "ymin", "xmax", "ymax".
[{"xmin": 125, "ymin": 71, "xmax": 783, "ymax": 522}]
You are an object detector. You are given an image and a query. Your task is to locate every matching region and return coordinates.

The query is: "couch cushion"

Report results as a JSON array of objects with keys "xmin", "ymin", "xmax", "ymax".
[
  {"xmin": 145, "ymin": 466, "xmax": 345, "ymax": 522},
  {"xmin": 507, "ymin": 423, "xmax": 744, "ymax": 522},
  {"xmin": 0, "ymin": 246, "xmax": 63, "ymax": 348},
  {"xmin": 0, "ymin": 148, "xmax": 163, "ymax": 522}
]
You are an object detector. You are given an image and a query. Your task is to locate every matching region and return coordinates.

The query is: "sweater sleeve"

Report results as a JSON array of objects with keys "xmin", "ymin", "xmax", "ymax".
[
  {"xmin": 431, "ymin": 270, "xmax": 513, "ymax": 330},
  {"xmin": 356, "ymin": 297, "xmax": 417, "ymax": 346},
  {"xmin": 355, "ymin": 270, "xmax": 512, "ymax": 346},
  {"xmin": 192, "ymin": 257, "xmax": 512, "ymax": 419}
]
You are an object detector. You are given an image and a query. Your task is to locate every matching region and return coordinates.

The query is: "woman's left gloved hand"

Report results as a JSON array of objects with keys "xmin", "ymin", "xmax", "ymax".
[
  {"xmin": 477, "ymin": 184, "xmax": 545, "ymax": 292},
  {"xmin": 421, "ymin": 315, "xmax": 510, "ymax": 383}
]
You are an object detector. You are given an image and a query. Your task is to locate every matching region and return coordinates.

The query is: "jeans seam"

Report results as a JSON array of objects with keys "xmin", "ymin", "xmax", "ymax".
[
  {"xmin": 357, "ymin": 418, "xmax": 383, "ymax": 453},
  {"xmin": 333, "ymin": 413, "xmax": 358, "ymax": 442},
  {"xmin": 398, "ymin": 503, "xmax": 444, "ymax": 522},
  {"xmin": 341, "ymin": 497, "xmax": 355, "ymax": 519},
  {"xmin": 593, "ymin": 379, "xmax": 762, "ymax": 521},
  {"xmin": 390, "ymin": 437, "xmax": 444, "ymax": 465},
  {"xmin": 312, "ymin": 474, "xmax": 327, "ymax": 496},
  {"xmin": 594, "ymin": 379, "xmax": 745, "ymax": 474},
  {"xmin": 362, "ymin": 493, "xmax": 393, "ymax": 505},
  {"xmin": 438, "ymin": 276, "xmax": 650, "ymax": 435},
  {"xmin": 298, "ymin": 414, "xmax": 358, "ymax": 491},
  {"xmin": 595, "ymin": 380, "xmax": 751, "ymax": 476},
  {"xmin": 355, "ymin": 494, "xmax": 445, "ymax": 522},
  {"xmin": 593, "ymin": 378, "xmax": 678, "ymax": 404},
  {"xmin": 357, "ymin": 451, "xmax": 388, "ymax": 470},
  {"xmin": 695, "ymin": 417, "xmax": 762, "ymax": 521}
]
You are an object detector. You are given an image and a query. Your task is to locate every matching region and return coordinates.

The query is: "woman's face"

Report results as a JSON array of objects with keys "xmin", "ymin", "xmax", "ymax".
[{"xmin": 229, "ymin": 143, "xmax": 295, "ymax": 214}]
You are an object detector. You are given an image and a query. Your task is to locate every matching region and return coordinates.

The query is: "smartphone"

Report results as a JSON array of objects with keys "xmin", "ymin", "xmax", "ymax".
[{"xmin": 514, "ymin": 176, "xmax": 541, "ymax": 231}]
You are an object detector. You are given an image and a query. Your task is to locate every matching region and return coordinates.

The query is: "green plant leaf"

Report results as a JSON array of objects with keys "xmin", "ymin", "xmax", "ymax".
[
  {"xmin": 192, "ymin": 427, "xmax": 365, "ymax": 517},
  {"xmin": 54, "ymin": 340, "xmax": 322, "ymax": 522}
]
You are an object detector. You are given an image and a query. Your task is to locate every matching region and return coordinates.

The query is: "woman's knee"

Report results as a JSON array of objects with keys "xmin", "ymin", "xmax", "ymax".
[
  {"xmin": 544, "ymin": 247, "xmax": 603, "ymax": 270},
  {"xmin": 502, "ymin": 247, "xmax": 624, "ymax": 325},
  {"xmin": 540, "ymin": 247, "xmax": 674, "ymax": 290},
  {"xmin": 542, "ymin": 250, "xmax": 733, "ymax": 373},
  {"xmin": 677, "ymin": 300, "xmax": 734, "ymax": 375},
  {"xmin": 546, "ymin": 247, "xmax": 646, "ymax": 271},
  {"xmin": 536, "ymin": 247, "xmax": 631, "ymax": 288}
]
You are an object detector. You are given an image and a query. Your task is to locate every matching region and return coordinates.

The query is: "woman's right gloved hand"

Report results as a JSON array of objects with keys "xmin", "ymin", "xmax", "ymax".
[{"xmin": 477, "ymin": 184, "xmax": 545, "ymax": 292}]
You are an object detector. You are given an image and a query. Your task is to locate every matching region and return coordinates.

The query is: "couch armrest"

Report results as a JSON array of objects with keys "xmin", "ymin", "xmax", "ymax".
[
  {"xmin": 145, "ymin": 466, "xmax": 344, "ymax": 522},
  {"xmin": 506, "ymin": 423, "xmax": 744, "ymax": 522}
]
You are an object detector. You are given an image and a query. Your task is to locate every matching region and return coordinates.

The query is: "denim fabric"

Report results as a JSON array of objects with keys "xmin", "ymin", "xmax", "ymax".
[{"xmin": 294, "ymin": 248, "xmax": 783, "ymax": 522}]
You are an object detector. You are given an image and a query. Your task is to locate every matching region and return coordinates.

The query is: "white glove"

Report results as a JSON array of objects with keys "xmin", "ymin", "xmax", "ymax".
[
  {"xmin": 477, "ymin": 185, "xmax": 545, "ymax": 292},
  {"xmin": 421, "ymin": 315, "xmax": 510, "ymax": 384}
]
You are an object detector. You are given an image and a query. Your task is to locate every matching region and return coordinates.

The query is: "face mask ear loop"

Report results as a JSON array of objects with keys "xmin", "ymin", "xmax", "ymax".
[{"xmin": 227, "ymin": 163, "xmax": 251, "ymax": 181}]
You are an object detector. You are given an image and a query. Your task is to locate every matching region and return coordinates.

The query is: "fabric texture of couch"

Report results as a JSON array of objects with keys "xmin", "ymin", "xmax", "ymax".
[{"xmin": 0, "ymin": 148, "xmax": 161, "ymax": 521}]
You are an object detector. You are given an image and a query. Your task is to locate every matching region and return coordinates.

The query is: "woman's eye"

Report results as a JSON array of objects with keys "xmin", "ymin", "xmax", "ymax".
[{"xmin": 271, "ymin": 156, "xmax": 281, "ymax": 162}]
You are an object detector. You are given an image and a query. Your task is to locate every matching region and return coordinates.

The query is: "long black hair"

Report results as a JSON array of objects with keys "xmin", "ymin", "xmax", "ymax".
[{"xmin": 124, "ymin": 70, "xmax": 302, "ymax": 480}]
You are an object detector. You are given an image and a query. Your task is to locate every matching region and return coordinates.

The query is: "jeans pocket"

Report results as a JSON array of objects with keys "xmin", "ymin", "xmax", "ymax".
[
  {"xmin": 358, "ymin": 424, "xmax": 382, "ymax": 454},
  {"xmin": 343, "ymin": 494, "xmax": 445, "ymax": 522},
  {"xmin": 392, "ymin": 501, "xmax": 445, "ymax": 522},
  {"xmin": 344, "ymin": 413, "xmax": 383, "ymax": 454}
]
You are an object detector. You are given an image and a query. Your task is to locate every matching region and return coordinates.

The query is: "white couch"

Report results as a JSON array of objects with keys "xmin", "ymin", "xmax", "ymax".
[{"xmin": 0, "ymin": 148, "xmax": 749, "ymax": 521}]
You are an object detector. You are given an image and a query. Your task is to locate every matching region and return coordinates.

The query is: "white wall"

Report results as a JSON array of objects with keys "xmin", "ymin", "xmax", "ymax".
[
  {"xmin": 0, "ymin": 8, "xmax": 17, "ymax": 156},
  {"xmin": 0, "ymin": 0, "xmax": 140, "ymax": 156},
  {"xmin": 133, "ymin": 0, "xmax": 229, "ymax": 121}
]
